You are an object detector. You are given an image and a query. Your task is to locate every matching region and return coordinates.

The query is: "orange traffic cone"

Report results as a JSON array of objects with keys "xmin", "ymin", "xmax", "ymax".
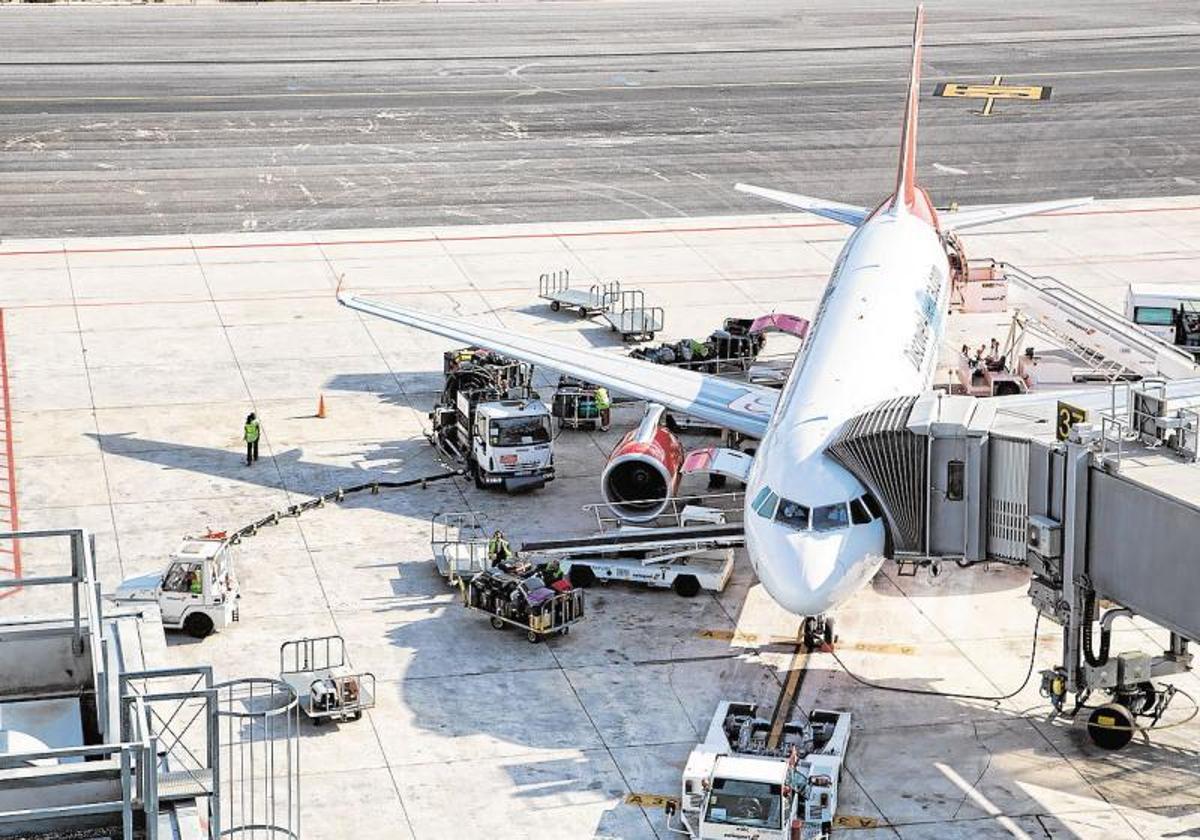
[{"xmin": 316, "ymin": 394, "xmax": 327, "ymax": 419}]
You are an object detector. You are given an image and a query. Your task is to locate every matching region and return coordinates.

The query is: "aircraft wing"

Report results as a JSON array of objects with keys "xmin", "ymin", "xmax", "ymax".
[
  {"xmin": 940, "ymin": 197, "xmax": 1093, "ymax": 232},
  {"xmin": 735, "ymin": 183, "xmax": 869, "ymax": 227},
  {"xmin": 340, "ymin": 295, "xmax": 779, "ymax": 438}
]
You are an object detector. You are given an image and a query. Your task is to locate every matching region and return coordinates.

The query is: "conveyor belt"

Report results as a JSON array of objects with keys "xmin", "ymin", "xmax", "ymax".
[{"xmin": 521, "ymin": 523, "xmax": 743, "ymax": 555}]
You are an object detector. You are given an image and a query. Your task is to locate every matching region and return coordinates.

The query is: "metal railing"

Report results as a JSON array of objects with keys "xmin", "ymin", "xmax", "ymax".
[{"xmin": 582, "ymin": 491, "xmax": 745, "ymax": 532}]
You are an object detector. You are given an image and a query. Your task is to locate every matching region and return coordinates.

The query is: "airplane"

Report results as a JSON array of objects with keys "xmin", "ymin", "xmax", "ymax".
[{"xmin": 338, "ymin": 5, "xmax": 1091, "ymax": 644}]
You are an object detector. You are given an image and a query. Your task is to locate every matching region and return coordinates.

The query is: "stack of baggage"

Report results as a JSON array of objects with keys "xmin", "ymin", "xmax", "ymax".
[{"xmin": 466, "ymin": 559, "xmax": 576, "ymax": 631}]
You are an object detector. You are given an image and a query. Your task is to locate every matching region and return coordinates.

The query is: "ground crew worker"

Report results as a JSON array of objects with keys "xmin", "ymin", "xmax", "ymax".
[
  {"xmin": 488, "ymin": 530, "xmax": 511, "ymax": 563},
  {"xmin": 186, "ymin": 568, "xmax": 202, "ymax": 595},
  {"xmin": 541, "ymin": 559, "xmax": 564, "ymax": 585},
  {"xmin": 594, "ymin": 386, "xmax": 611, "ymax": 432},
  {"xmin": 243, "ymin": 412, "xmax": 261, "ymax": 466}
]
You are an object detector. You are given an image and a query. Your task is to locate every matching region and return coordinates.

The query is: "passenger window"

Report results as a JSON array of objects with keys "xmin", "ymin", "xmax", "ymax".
[
  {"xmin": 774, "ymin": 499, "xmax": 809, "ymax": 531},
  {"xmin": 850, "ymin": 497, "xmax": 872, "ymax": 525},
  {"xmin": 812, "ymin": 503, "xmax": 850, "ymax": 532},
  {"xmin": 862, "ymin": 492, "xmax": 884, "ymax": 520}
]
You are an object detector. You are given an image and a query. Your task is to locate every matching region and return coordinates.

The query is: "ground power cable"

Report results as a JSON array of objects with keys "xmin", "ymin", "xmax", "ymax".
[{"xmin": 826, "ymin": 613, "xmax": 1043, "ymax": 704}]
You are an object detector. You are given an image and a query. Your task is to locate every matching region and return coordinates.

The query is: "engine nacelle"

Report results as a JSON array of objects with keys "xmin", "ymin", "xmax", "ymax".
[{"xmin": 602, "ymin": 404, "xmax": 685, "ymax": 522}]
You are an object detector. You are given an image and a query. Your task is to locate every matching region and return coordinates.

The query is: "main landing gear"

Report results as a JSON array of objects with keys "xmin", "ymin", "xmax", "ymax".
[{"xmin": 803, "ymin": 614, "xmax": 836, "ymax": 651}]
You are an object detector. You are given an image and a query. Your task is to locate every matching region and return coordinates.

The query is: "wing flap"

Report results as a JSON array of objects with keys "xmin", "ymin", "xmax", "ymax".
[{"xmin": 341, "ymin": 295, "xmax": 777, "ymax": 438}]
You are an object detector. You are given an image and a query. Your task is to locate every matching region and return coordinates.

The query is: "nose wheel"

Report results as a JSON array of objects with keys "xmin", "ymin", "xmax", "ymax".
[{"xmin": 803, "ymin": 615, "xmax": 836, "ymax": 651}]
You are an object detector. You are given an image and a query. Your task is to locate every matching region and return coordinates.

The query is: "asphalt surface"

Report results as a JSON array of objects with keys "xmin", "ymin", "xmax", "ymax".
[{"xmin": 1, "ymin": 1, "xmax": 1200, "ymax": 237}]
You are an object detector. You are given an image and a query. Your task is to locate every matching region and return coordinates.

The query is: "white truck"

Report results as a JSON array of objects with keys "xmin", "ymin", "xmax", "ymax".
[
  {"xmin": 113, "ymin": 534, "xmax": 240, "ymax": 638},
  {"xmin": 430, "ymin": 348, "xmax": 556, "ymax": 493},
  {"xmin": 667, "ymin": 701, "xmax": 851, "ymax": 840}
]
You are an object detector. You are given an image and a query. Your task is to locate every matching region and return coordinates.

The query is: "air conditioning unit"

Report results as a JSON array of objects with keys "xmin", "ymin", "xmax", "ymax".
[{"xmin": 1027, "ymin": 514, "xmax": 1062, "ymax": 558}]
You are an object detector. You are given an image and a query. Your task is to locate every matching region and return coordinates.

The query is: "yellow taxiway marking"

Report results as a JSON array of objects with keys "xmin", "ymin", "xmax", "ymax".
[
  {"xmin": 699, "ymin": 629, "xmax": 916, "ymax": 656},
  {"xmin": 836, "ymin": 815, "xmax": 883, "ymax": 828},
  {"xmin": 934, "ymin": 75, "xmax": 1050, "ymax": 116},
  {"xmin": 766, "ymin": 626, "xmax": 810, "ymax": 749},
  {"xmin": 624, "ymin": 793, "xmax": 678, "ymax": 809}
]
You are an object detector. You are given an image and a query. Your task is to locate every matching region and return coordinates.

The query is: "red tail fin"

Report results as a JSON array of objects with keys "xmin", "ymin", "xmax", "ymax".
[{"xmin": 892, "ymin": 5, "xmax": 926, "ymax": 215}]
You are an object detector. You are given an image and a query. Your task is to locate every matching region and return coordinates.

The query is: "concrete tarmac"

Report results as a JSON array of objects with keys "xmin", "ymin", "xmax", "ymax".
[
  {"xmin": 3, "ymin": 201, "xmax": 1200, "ymax": 838},
  {"xmin": 2, "ymin": 1, "xmax": 1200, "ymax": 236}
]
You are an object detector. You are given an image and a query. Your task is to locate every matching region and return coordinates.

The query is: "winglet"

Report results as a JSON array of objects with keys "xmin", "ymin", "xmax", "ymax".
[{"xmin": 892, "ymin": 4, "xmax": 925, "ymax": 215}]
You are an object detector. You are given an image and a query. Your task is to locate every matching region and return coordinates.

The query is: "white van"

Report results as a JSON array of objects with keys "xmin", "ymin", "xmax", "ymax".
[{"xmin": 1125, "ymin": 283, "xmax": 1200, "ymax": 354}]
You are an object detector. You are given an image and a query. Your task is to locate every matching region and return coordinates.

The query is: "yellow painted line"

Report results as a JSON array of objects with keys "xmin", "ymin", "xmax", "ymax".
[
  {"xmin": 698, "ymin": 629, "xmax": 917, "ymax": 656},
  {"xmin": 845, "ymin": 641, "xmax": 917, "ymax": 656},
  {"xmin": 836, "ymin": 815, "xmax": 884, "ymax": 829},
  {"xmin": 767, "ymin": 627, "xmax": 809, "ymax": 750},
  {"xmin": 935, "ymin": 81, "xmax": 1049, "ymax": 100},
  {"xmin": 624, "ymin": 793, "xmax": 678, "ymax": 809}
]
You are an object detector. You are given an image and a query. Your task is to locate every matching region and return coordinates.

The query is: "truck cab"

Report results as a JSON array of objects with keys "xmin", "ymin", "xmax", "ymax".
[
  {"xmin": 699, "ymin": 756, "xmax": 794, "ymax": 839},
  {"xmin": 113, "ymin": 535, "xmax": 240, "ymax": 638},
  {"xmin": 467, "ymin": 398, "xmax": 555, "ymax": 492}
]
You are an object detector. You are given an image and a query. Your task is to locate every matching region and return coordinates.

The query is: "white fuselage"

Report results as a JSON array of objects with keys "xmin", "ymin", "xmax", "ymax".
[{"xmin": 743, "ymin": 209, "xmax": 950, "ymax": 616}]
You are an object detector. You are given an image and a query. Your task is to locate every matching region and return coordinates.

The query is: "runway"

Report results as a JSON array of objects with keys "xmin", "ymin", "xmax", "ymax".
[{"xmin": 1, "ymin": 0, "xmax": 1200, "ymax": 236}]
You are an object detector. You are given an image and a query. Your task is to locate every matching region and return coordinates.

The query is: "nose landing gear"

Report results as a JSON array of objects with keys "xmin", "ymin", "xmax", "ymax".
[{"xmin": 803, "ymin": 615, "xmax": 836, "ymax": 651}]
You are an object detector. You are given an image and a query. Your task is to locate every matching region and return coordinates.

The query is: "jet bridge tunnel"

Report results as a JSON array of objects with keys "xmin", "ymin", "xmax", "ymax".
[{"xmin": 826, "ymin": 383, "xmax": 1200, "ymax": 748}]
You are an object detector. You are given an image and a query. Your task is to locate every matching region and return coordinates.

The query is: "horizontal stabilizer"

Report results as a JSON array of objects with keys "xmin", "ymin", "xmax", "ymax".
[
  {"xmin": 942, "ymin": 197, "xmax": 1093, "ymax": 232},
  {"xmin": 735, "ymin": 183, "xmax": 869, "ymax": 227}
]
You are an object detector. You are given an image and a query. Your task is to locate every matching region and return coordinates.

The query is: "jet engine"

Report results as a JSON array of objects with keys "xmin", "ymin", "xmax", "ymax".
[{"xmin": 602, "ymin": 404, "xmax": 685, "ymax": 522}]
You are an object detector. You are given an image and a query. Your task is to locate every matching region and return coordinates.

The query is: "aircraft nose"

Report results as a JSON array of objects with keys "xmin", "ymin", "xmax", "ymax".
[
  {"xmin": 744, "ymin": 514, "xmax": 846, "ymax": 617},
  {"xmin": 744, "ymin": 509, "xmax": 888, "ymax": 617}
]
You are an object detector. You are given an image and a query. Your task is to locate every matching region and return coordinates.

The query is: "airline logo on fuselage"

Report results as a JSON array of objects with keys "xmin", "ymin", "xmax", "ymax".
[{"xmin": 903, "ymin": 264, "xmax": 947, "ymax": 372}]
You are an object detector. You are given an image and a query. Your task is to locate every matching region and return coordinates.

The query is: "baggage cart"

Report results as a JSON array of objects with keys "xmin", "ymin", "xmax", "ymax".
[
  {"xmin": 464, "ymin": 569, "xmax": 585, "ymax": 643},
  {"xmin": 430, "ymin": 510, "xmax": 493, "ymax": 583},
  {"xmin": 538, "ymin": 269, "xmax": 620, "ymax": 319},
  {"xmin": 551, "ymin": 375, "xmax": 601, "ymax": 430},
  {"xmin": 280, "ymin": 635, "xmax": 376, "ymax": 725},
  {"xmin": 602, "ymin": 288, "xmax": 664, "ymax": 342}
]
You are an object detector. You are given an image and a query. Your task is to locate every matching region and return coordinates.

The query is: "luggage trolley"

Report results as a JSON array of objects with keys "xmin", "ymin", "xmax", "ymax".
[
  {"xmin": 280, "ymin": 635, "xmax": 376, "ymax": 725},
  {"xmin": 538, "ymin": 269, "xmax": 620, "ymax": 319},
  {"xmin": 603, "ymin": 288, "xmax": 664, "ymax": 342},
  {"xmin": 464, "ymin": 567, "xmax": 585, "ymax": 643},
  {"xmin": 430, "ymin": 510, "xmax": 493, "ymax": 583},
  {"xmin": 551, "ymin": 375, "xmax": 601, "ymax": 430}
]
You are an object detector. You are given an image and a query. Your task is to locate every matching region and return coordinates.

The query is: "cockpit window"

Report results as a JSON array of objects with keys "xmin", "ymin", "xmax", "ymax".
[
  {"xmin": 774, "ymin": 499, "xmax": 810, "ymax": 531},
  {"xmin": 850, "ymin": 497, "xmax": 872, "ymax": 525},
  {"xmin": 752, "ymin": 486, "xmax": 780, "ymax": 518},
  {"xmin": 862, "ymin": 492, "xmax": 884, "ymax": 520},
  {"xmin": 812, "ymin": 503, "xmax": 850, "ymax": 532}
]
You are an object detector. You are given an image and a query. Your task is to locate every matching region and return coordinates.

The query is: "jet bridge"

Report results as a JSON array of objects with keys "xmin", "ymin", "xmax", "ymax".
[{"xmin": 827, "ymin": 380, "xmax": 1200, "ymax": 748}]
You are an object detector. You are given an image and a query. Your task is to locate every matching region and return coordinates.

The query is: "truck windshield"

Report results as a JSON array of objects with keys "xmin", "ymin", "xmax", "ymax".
[
  {"xmin": 489, "ymin": 416, "xmax": 551, "ymax": 447},
  {"xmin": 704, "ymin": 778, "xmax": 782, "ymax": 829}
]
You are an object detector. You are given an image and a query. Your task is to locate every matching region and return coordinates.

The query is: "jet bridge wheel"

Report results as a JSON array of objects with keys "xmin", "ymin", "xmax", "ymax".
[{"xmin": 1087, "ymin": 703, "xmax": 1136, "ymax": 751}]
